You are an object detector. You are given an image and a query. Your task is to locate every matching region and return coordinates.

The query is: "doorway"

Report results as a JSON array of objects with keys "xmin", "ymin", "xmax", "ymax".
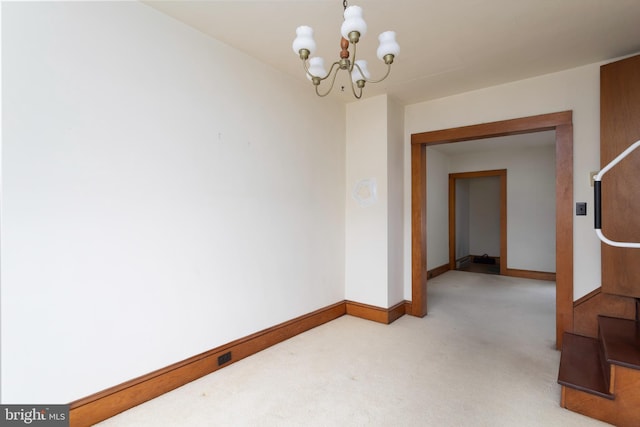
[
  {"xmin": 449, "ymin": 170, "xmax": 507, "ymax": 276},
  {"xmin": 410, "ymin": 111, "xmax": 573, "ymax": 348}
]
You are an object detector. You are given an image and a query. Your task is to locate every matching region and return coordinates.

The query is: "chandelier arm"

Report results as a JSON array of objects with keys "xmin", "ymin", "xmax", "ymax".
[
  {"xmin": 348, "ymin": 73, "xmax": 363, "ymax": 99},
  {"xmin": 359, "ymin": 63, "xmax": 393, "ymax": 84},
  {"xmin": 315, "ymin": 67, "xmax": 342, "ymax": 97},
  {"xmin": 301, "ymin": 59, "xmax": 315, "ymax": 78},
  {"xmin": 293, "ymin": 2, "xmax": 397, "ymax": 99},
  {"xmin": 302, "ymin": 59, "xmax": 341, "ymax": 81}
]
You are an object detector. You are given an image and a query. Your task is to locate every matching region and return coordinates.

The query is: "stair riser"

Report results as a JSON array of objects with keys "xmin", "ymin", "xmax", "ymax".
[
  {"xmin": 561, "ymin": 366, "xmax": 640, "ymax": 427},
  {"xmin": 562, "ymin": 386, "xmax": 616, "ymax": 424}
]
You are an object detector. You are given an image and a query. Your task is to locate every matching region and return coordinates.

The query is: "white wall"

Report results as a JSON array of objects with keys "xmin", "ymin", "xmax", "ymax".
[
  {"xmin": 1, "ymin": 2, "xmax": 345, "ymax": 404},
  {"xmin": 450, "ymin": 145, "xmax": 556, "ymax": 271},
  {"xmin": 387, "ymin": 98, "xmax": 405, "ymax": 305},
  {"xmin": 425, "ymin": 148, "xmax": 450, "ymax": 270},
  {"xmin": 345, "ymin": 95, "xmax": 404, "ymax": 308},
  {"xmin": 404, "ymin": 61, "xmax": 614, "ymax": 300},
  {"xmin": 454, "ymin": 177, "xmax": 502, "ymax": 260},
  {"xmin": 345, "ymin": 96, "xmax": 388, "ymax": 306},
  {"xmin": 468, "ymin": 176, "xmax": 501, "ymax": 258}
]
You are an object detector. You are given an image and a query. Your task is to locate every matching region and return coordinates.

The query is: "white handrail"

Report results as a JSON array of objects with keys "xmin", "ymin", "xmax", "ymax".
[{"xmin": 593, "ymin": 139, "xmax": 640, "ymax": 248}]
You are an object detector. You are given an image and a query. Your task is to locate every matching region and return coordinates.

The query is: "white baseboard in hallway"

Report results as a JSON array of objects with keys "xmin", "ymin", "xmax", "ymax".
[{"xmin": 98, "ymin": 271, "xmax": 609, "ymax": 426}]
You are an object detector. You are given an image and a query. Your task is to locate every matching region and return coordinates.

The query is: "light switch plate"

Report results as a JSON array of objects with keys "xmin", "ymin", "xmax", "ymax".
[{"xmin": 576, "ymin": 202, "xmax": 587, "ymax": 216}]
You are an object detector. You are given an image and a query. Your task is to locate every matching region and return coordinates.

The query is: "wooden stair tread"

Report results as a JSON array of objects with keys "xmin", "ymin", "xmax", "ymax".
[
  {"xmin": 558, "ymin": 333, "xmax": 613, "ymax": 399},
  {"xmin": 599, "ymin": 315, "xmax": 640, "ymax": 370}
]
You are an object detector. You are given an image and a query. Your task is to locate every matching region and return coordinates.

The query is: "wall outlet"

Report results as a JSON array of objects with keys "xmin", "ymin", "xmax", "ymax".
[{"xmin": 217, "ymin": 351, "xmax": 232, "ymax": 366}]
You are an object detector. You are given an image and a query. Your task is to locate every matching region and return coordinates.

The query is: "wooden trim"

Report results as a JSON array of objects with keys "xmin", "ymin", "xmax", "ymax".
[
  {"xmin": 448, "ymin": 169, "xmax": 507, "ymax": 275},
  {"xmin": 404, "ymin": 300, "xmax": 413, "ymax": 316},
  {"xmin": 448, "ymin": 174, "xmax": 456, "ymax": 270},
  {"xmin": 449, "ymin": 169, "xmax": 507, "ymax": 179},
  {"xmin": 555, "ymin": 122, "xmax": 574, "ymax": 349},
  {"xmin": 345, "ymin": 300, "xmax": 407, "ymax": 324},
  {"xmin": 411, "ymin": 111, "xmax": 573, "ymax": 349},
  {"xmin": 411, "ymin": 143, "xmax": 428, "ymax": 317},
  {"xmin": 69, "ymin": 298, "xmax": 413, "ymax": 426},
  {"xmin": 499, "ymin": 169, "xmax": 508, "ymax": 276},
  {"xmin": 609, "ymin": 365, "xmax": 617, "ymax": 395},
  {"xmin": 504, "ymin": 268, "xmax": 556, "ymax": 282},
  {"xmin": 600, "ymin": 55, "xmax": 640, "ymax": 299},
  {"xmin": 411, "ymin": 111, "xmax": 572, "ymax": 145},
  {"xmin": 562, "ymin": 365, "xmax": 640, "ymax": 426},
  {"xmin": 572, "ymin": 288, "xmax": 636, "ymax": 337},
  {"xmin": 388, "ymin": 301, "xmax": 408, "ymax": 324},
  {"xmin": 574, "ymin": 287, "xmax": 602, "ymax": 307},
  {"xmin": 69, "ymin": 302, "xmax": 346, "ymax": 427},
  {"xmin": 427, "ymin": 263, "xmax": 450, "ymax": 279}
]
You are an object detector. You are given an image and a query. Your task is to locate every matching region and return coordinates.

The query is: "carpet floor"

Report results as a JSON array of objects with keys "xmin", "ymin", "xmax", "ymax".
[{"xmin": 98, "ymin": 271, "xmax": 610, "ymax": 426}]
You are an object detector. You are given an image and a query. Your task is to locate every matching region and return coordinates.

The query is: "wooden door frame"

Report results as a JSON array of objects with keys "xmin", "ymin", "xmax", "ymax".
[
  {"xmin": 449, "ymin": 170, "xmax": 507, "ymax": 275},
  {"xmin": 410, "ymin": 111, "xmax": 573, "ymax": 349}
]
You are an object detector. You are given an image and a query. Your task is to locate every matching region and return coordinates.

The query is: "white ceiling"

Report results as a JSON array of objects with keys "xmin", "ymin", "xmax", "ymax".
[{"xmin": 142, "ymin": 0, "xmax": 640, "ymax": 106}]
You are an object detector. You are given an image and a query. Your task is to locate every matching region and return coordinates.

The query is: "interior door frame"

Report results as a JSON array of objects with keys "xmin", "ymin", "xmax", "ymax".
[
  {"xmin": 410, "ymin": 111, "xmax": 573, "ymax": 349},
  {"xmin": 449, "ymin": 169, "xmax": 507, "ymax": 275}
]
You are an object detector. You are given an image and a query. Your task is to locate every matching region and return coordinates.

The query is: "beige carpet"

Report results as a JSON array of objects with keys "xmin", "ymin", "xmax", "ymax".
[{"xmin": 98, "ymin": 271, "xmax": 610, "ymax": 426}]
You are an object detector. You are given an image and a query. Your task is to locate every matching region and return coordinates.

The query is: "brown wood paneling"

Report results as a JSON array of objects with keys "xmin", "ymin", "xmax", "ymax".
[
  {"xmin": 562, "ymin": 366, "xmax": 640, "ymax": 427},
  {"xmin": 612, "ymin": 366, "xmax": 640, "ymax": 427},
  {"xmin": 573, "ymin": 288, "xmax": 636, "ymax": 338},
  {"xmin": 411, "ymin": 143, "xmax": 428, "ymax": 317},
  {"xmin": 69, "ymin": 302, "xmax": 346, "ymax": 427},
  {"xmin": 561, "ymin": 386, "xmax": 617, "ymax": 424},
  {"xmin": 574, "ymin": 286, "xmax": 602, "ymax": 306},
  {"xmin": 555, "ymin": 123, "xmax": 574, "ymax": 349},
  {"xmin": 411, "ymin": 111, "xmax": 573, "ymax": 348},
  {"xmin": 600, "ymin": 54, "xmax": 640, "ymax": 298}
]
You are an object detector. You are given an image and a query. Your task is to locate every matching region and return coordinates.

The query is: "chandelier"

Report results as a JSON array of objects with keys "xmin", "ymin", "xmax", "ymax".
[{"xmin": 292, "ymin": 0, "xmax": 400, "ymax": 99}]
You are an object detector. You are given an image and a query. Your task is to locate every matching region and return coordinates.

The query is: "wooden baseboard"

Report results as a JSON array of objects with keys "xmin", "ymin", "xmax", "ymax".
[
  {"xmin": 69, "ymin": 301, "xmax": 346, "ymax": 427},
  {"xmin": 68, "ymin": 297, "xmax": 412, "ymax": 426},
  {"xmin": 345, "ymin": 300, "xmax": 408, "ymax": 324},
  {"xmin": 427, "ymin": 263, "xmax": 449, "ymax": 279},
  {"xmin": 504, "ymin": 268, "xmax": 556, "ymax": 282},
  {"xmin": 404, "ymin": 300, "xmax": 413, "ymax": 316}
]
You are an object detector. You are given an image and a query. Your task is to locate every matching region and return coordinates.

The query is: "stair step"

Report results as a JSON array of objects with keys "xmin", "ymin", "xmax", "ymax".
[
  {"xmin": 558, "ymin": 333, "xmax": 613, "ymax": 399},
  {"xmin": 599, "ymin": 315, "xmax": 640, "ymax": 370}
]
